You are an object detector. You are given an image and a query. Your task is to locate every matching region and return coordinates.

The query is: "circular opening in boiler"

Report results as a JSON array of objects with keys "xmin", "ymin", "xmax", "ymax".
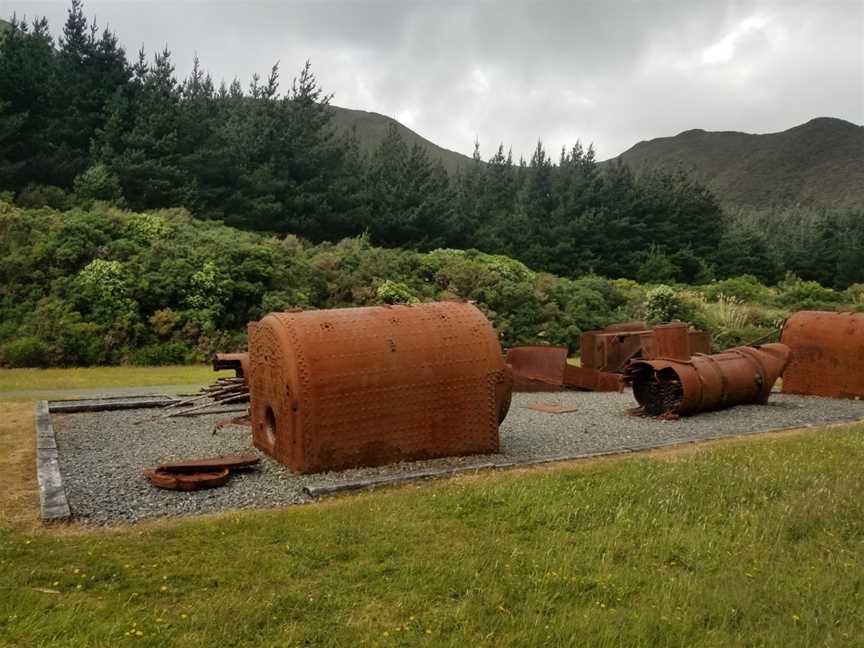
[{"xmin": 264, "ymin": 406, "xmax": 277, "ymax": 447}]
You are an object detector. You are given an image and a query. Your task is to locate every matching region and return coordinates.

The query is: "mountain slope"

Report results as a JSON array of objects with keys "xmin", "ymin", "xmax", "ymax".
[
  {"xmin": 608, "ymin": 117, "xmax": 864, "ymax": 209},
  {"xmin": 0, "ymin": 18, "xmax": 12, "ymax": 35},
  {"xmin": 329, "ymin": 105, "xmax": 472, "ymax": 173}
]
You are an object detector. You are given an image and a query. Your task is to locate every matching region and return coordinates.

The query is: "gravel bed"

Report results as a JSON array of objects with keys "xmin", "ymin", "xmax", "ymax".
[{"xmin": 52, "ymin": 390, "xmax": 864, "ymax": 525}]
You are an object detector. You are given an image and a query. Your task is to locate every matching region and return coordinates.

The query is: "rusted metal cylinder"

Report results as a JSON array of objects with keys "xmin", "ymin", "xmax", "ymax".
[
  {"xmin": 624, "ymin": 343, "xmax": 791, "ymax": 416},
  {"xmin": 652, "ymin": 322, "xmax": 690, "ymax": 361},
  {"xmin": 781, "ymin": 311, "xmax": 864, "ymax": 398},
  {"xmin": 249, "ymin": 302, "xmax": 512, "ymax": 473}
]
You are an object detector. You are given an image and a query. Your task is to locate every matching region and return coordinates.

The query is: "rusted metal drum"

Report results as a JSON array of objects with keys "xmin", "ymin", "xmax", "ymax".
[
  {"xmin": 506, "ymin": 346, "xmax": 568, "ymax": 391},
  {"xmin": 781, "ymin": 311, "xmax": 864, "ymax": 398},
  {"xmin": 624, "ymin": 343, "xmax": 791, "ymax": 416},
  {"xmin": 249, "ymin": 302, "xmax": 512, "ymax": 473}
]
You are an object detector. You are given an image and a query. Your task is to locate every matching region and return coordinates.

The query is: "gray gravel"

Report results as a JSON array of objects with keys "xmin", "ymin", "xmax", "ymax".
[{"xmin": 52, "ymin": 390, "xmax": 864, "ymax": 525}]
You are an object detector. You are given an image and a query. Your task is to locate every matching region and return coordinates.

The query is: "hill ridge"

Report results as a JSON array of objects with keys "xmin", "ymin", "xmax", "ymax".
[{"xmin": 607, "ymin": 117, "xmax": 863, "ymax": 209}]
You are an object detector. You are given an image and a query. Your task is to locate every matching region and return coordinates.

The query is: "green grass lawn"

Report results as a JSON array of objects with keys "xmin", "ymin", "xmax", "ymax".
[
  {"xmin": 1, "ymin": 409, "xmax": 862, "ymax": 646},
  {"xmin": 0, "ymin": 365, "xmax": 230, "ymax": 393}
]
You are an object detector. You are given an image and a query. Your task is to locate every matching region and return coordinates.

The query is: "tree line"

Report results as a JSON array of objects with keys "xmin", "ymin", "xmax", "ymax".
[{"xmin": 2, "ymin": 1, "xmax": 863, "ymax": 289}]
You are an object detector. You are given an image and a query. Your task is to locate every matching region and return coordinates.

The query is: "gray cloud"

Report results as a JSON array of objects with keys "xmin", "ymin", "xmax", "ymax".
[{"xmin": 4, "ymin": 0, "xmax": 862, "ymax": 159}]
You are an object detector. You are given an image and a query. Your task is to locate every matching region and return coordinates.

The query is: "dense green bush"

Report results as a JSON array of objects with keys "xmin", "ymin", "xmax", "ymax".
[
  {"xmin": 0, "ymin": 202, "xmax": 860, "ymax": 367},
  {"xmin": 0, "ymin": 336, "xmax": 52, "ymax": 368}
]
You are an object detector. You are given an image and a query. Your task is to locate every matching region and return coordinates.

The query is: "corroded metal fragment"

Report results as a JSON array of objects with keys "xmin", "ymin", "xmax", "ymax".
[
  {"xmin": 624, "ymin": 343, "xmax": 791, "ymax": 416},
  {"xmin": 155, "ymin": 453, "xmax": 259, "ymax": 473},
  {"xmin": 249, "ymin": 302, "xmax": 511, "ymax": 473},
  {"xmin": 144, "ymin": 468, "xmax": 231, "ymax": 491},
  {"xmin": 781, "ymin": 311, "xmax": 864, "ymax": 399},
  {"xmin": 562, "ymin": 365, "xmax": 622, "ymax": 392},
  {"xmin": 506, "ymin": 346, "xmax": 569, "ymax": 392},
  {"xmin": 213, "ymin": 352, "xmax": 250, "ymax": 381}
]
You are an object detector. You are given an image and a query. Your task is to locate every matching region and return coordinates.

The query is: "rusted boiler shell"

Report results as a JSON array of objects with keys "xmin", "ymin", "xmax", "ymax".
[
  {"xmin": 780, "ymin": 311, "xmax": 864, "ymax": 399},
  {"xmin": 624, "ymin": 343, "xmax": 791, "ymax": 416},
  {"xmin": 249, "ymin": 302, "xmax": 511, "ymax": 473}
]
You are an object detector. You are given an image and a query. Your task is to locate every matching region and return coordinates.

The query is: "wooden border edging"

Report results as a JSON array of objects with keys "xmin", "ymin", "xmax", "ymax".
[{"xmin": 35, "ymin": 400, "xmax": 71, "ymax": 522}]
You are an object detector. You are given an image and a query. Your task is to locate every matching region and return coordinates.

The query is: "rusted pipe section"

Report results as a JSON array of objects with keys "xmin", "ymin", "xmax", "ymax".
[
  {"xmin": 780, "ymin": 311, "xmax": 864, "ymax": 399},
  {"xmin": 623, "ymin": 343, "xmax": 791, "ymax": 416},
  {"xmin": 249, "ymin": 302, "xmax": 512, "ymax": 473}
]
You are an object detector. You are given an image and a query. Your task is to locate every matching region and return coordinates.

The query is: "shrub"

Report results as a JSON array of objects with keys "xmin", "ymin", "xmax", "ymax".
[
  {"xmin": 0, "ymin": 336, "xmax": 52, "ymax": 367},
  {"xmin": 777, "ymin": 274, "xmax": 844, "ymax": 310},
  {"xmin": 375, "ymin": 279, "xmax": 419, "ymax": 304},
  {"xmin": 644, "ymin": 285, "xmax": 695, "ymax": 323},
  {"xmin": 702, "ymin": 275, "xmax": 770, "ymax": 303},
  {"xmin": 130, "ymin": 341, "xmax": 192, "ymax": 366},
  {"xmin": 17, "ymin": 184, "xmax": 68, "ymax": 210}
]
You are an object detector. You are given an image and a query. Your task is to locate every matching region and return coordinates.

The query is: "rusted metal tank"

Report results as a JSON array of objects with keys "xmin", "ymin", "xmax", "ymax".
[
  {"xmin": 624, "ymin": 343, "xmax": 791, "ymax": 416},
  {"xmin": 651, "ymin": 322, "xmax": 691, "ymax": 361},
  {"xmin": 506, "ymin": 346, "xmax": 568, "ymax": 391},
  {"xmin": 781, "ymin": 311, "xmax": 864, "ymax": 398},
  {"xmin": 249, "ymin": 302, "xmax": 512, "ymax": 473}
]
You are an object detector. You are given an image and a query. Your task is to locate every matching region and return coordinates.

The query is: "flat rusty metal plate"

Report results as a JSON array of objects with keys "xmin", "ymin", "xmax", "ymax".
[
  {"xmin": 249, "ymin": 302, "xmax": 509, "ymax": 473},
  {"xmin": 781, "ymin": 311, "xmax": 864, "ymax": 399},
  {"xmin": 562, "ymin": 364, "xmax": 622, "ymax": 392},
  {"xmin": 156, "ymin": 453, "xmax": 260, "ymax": 474},
  {"xmin": 144, "ymin": 467, "xmax": 231, "ymax": 491},
  {"xmin": 505, "ymin": 346, "xmax": 568, "ymax": 390},
  {"xmin": 524, "ymin": 403, "xmax": 580, "ymax": 414}
]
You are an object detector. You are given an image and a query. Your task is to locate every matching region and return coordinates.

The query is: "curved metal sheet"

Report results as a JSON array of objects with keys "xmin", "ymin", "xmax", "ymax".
[{"xmin": 781, "ymin": 311, "xmax": 864, "ymax": 398}]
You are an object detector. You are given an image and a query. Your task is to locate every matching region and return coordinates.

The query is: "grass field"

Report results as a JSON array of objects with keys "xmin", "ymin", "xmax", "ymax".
[
  {"xmin": 1, "ymin": 370, "xmax": 862, "ymax": 646},
  {"xmin": 0, "ymin": 365, "xmax": 229, "ymax": 393}
]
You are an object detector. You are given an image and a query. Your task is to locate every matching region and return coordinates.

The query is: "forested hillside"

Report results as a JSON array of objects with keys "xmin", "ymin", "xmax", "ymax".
[{"xmin": 613, "ymin": 118, "xmax": 864, "ymax": 209}]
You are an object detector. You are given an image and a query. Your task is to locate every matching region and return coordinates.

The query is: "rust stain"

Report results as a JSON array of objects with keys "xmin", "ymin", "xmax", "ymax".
[
  {"xmin": 623, "ymin": 343, "xmax": 790, "ymax": 416},
  {"xmin": 781, "ymin": 311, "xmax": 864, "ymax": 399},
  {"xmin": 249, "ymin": 302, "xmax": 511, "ymax": 473}
]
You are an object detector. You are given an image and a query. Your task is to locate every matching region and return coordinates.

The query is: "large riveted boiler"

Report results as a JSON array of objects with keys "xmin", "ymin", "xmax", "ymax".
[{"xmin": 249, "ymin": 302, "xmax": 512, "ymax": 473}]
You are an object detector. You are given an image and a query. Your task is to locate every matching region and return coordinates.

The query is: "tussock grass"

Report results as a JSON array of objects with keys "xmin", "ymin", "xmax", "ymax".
[
  {"xmin": 1, "ymin": 396, "xmax": 862, "ymax": 646},
  {"xmin": 0, "ymin": 365, "xmax": 229, "ymax": 393}
]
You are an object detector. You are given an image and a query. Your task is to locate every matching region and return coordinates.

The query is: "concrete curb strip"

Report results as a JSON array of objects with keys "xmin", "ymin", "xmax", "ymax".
[{"xmin": 35, "ymin": 400, "xmax": 72, "ymax": 522}]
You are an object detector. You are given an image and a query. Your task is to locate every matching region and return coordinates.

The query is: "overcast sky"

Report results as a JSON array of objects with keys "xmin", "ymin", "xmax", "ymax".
[{"xmin": 4, "ymin": 0, "xmax": 863, "ymax": 160}]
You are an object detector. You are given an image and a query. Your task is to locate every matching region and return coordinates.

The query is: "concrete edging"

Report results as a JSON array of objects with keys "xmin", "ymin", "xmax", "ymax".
[{"xmin": 35, "ymin": 400, "xmax": 72, "ymax": 522}]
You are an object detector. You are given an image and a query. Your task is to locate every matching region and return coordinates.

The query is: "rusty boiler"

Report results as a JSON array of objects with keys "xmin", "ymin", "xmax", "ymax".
[
  {"xmin": 248, "ymin": 302, "xmax": 512, "ymax": 473},
  {"xmin": 780, "ymin": 311, "xmax": 864, "ymax": 399},
  {"xmin": 624, "ymin": 343, "xmax": 791, "ymax": 416}
]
